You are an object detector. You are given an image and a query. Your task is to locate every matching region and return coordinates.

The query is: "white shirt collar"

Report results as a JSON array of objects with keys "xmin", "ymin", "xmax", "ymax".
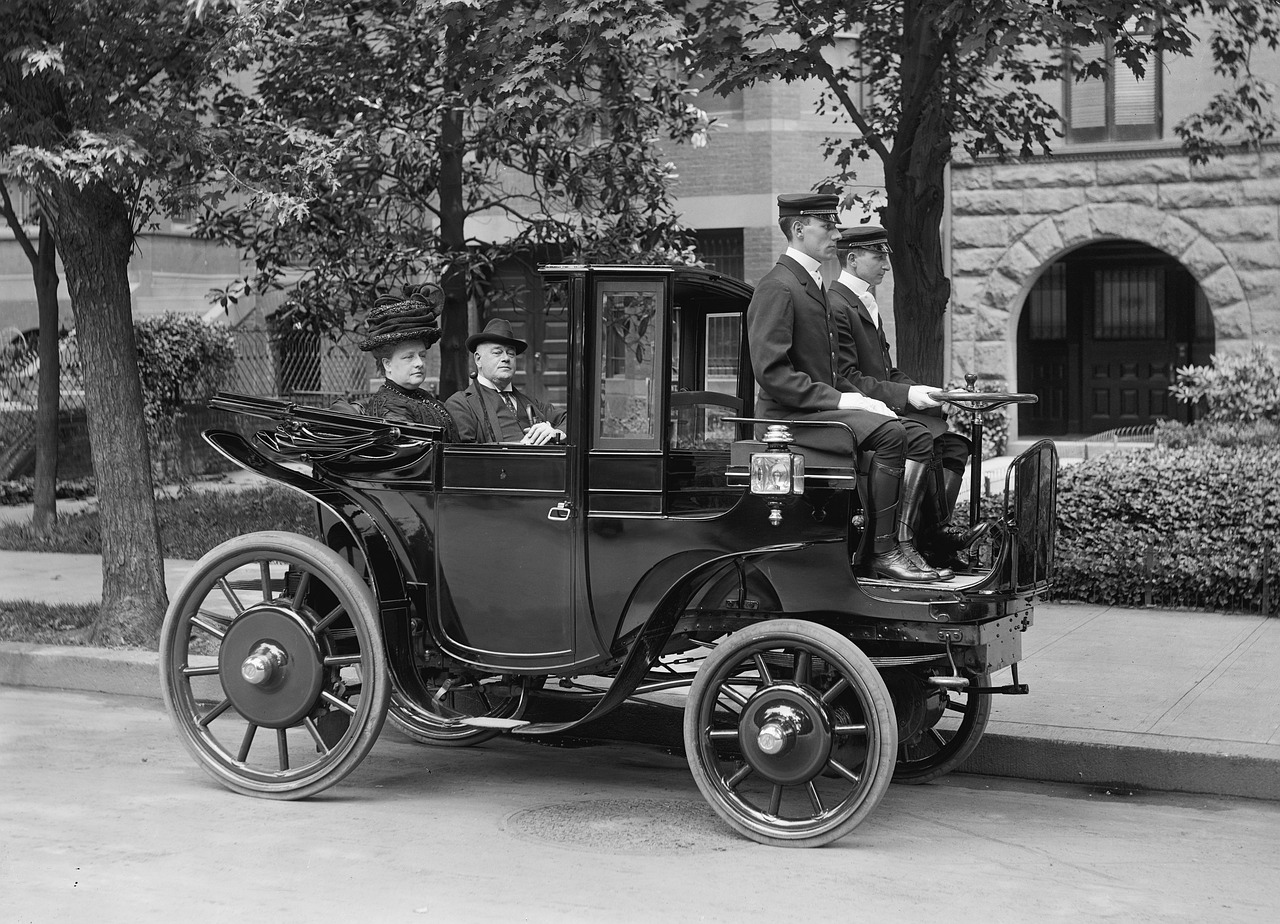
[
  {"xmin": 785, "ymin": 247, "xmax": 825, "ymax": 290},
  {"xmin": 839, "ymin": 270, "xmax": 880, "ymax": 323},
  {"xmin": 840, "ymin": 270, "xmax": 872, "ymax": 298},
  {"xmin": 476, "ymin": 374, "xmax": 512, "ymax": 394}
]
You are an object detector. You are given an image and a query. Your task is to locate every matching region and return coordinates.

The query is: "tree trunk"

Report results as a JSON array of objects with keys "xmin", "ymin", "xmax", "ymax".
[
  {"xmin": 436, "ymin": 24, "xmax": 470, "ymax": 397},
  {"xmin": 31, "ymin": 218, "xmax": 61, "ymax": 535},
  {"xmin": 884, "ymin": 2, "xmax": 953, "ymax": 386},
  {"xmin": 48, "ymin": 178, "xmax": 167, "ymax": 647},
  {"xmin": 0, "ymin": 187, "xmax": 61, "ymax": 531}
]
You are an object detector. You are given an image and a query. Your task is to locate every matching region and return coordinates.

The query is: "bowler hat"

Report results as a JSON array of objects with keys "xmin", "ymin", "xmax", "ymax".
[
  {"xmin": 778, "ymin": 193, "xmax": 840, "ymax": 223},
  {"xmin": 466, "ymin": 318, "xmax": 527, "ymax": 355},
  {"xmin": 838, "ymin": 225, "xmax": 893, "ymax": 254},
  {"xmin": 358, "ymin": 284, "xmax": 444, "ymax": 351}
]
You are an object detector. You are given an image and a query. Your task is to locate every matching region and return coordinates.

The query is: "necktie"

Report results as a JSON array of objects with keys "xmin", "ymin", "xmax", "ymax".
[
  {"xmin": 862, "ymin": 292, "xmax": 880, "ymax": 329},
  {"xmin": 499, "ymin": 391, "xmax": 516, "ymax": 414}
]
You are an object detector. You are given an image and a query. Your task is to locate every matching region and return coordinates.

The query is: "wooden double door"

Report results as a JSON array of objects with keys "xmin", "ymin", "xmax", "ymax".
[{"xmin": 1017, "ymin": 242, "xmax": 1214, "ymax": 436}]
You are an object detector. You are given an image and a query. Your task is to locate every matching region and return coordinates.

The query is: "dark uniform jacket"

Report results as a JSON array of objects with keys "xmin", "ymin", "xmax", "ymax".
[
  {"xmin": 445, "ymin": 376, "xmax": 567, "ymax": 444},
  {"xmin": 362, "ymin": 380, "xmax": 458, "ymax": 441},
  {"xmin": 828, "ymin": 279, "xmax": 949, "ymax": 441},
  {"xmin": 747, "ymin": 255, "xmax": 895, "ymax": 454}
]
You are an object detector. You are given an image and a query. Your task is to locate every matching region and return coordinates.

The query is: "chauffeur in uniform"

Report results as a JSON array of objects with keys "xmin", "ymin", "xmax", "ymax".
[
  {"xmin": 747, "ymin": 194, "xmax": 935, "ymax": 582},
  {"xmin": 828, "ymin": 225, "xmax": 987, "ymax": 575},
  {"xmin": 445, "ymin": 318, "xmax": 567, "ymax": 445}
]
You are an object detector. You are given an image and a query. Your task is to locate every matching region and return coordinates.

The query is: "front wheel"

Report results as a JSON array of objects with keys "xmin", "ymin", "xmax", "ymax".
[
  {"xmin": 159, "ymin": 531, "xmax": 389, "ymax": 799},
  {"xmin": 683, "ymin": 620, "xmax": 897, "ymax": 847}
]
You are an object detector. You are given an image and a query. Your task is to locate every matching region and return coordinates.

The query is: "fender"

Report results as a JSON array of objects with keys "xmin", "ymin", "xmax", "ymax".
[
  {"xmin": 202, "ymin": 430, "xmax": 413, "ymax": 631},
  {"xmin": 513, "ymin": 541, "xmax": 810, "ymax": 736}
]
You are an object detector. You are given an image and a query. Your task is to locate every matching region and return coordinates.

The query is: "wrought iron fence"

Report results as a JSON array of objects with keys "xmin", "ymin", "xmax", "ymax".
[{"xmin": 0, "ymin": 326, "xmax": 378, "ymax": 478}]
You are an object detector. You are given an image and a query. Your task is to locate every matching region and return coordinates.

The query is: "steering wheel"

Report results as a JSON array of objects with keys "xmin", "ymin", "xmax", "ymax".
[{"xmin": 933, "ymin": 390, "xmax": 1038, "ymax": 414}]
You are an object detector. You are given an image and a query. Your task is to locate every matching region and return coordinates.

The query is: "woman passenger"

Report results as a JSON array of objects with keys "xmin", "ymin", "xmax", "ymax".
[{"xmin": 359, "ymin": 285, "xmax": 459, "ymax": 441}]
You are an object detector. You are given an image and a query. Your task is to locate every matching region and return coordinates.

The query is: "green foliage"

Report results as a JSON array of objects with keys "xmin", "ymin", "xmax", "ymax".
[
  {"xmin": 1154, "ymin": 418, "xmax": 1280, "ymax": 450},
  {"xmin": 199, "ymin": 0, "xmax": 706, "ymax": 351},
  {"xmin": 132, "ymin": 314, "xmax": 237, "ymax": 429},
  {"xmin": 0, "ymin": 486, "xmax": 319, "ymax": 558},
  {"xmin": 0, "ymin": 477, "xmax": 96, "ymax": 506},
  {"xmin": 1168, "ymin": 345, "xmax": 1280, "ymax": 423},
  {"xmin": 1053, "ymin": 446, "xmax": 1280, "ymax": 611}
]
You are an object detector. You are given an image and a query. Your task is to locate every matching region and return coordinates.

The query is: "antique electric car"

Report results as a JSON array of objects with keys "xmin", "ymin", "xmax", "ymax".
[{"xmin": 159, "ymin": 264, "xmax": 1056, "ymax": 848}]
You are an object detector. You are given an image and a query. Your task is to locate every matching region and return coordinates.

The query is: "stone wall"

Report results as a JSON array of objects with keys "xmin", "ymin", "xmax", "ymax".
[{"xmin": 949, "ymin": 148, "xmax": 1280, "ymax": 434}]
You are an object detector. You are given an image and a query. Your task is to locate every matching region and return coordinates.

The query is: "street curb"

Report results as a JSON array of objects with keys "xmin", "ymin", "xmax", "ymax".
[
  {"xmin": 0, "ymin": 641, "xmax": 162, "ymax": 700},
  {"xmin": 959, "ymin": 731, "xmax": 1280, "ymax": 803},
  {"xmin": 3, "ymin": 641, "xmax": 1277, "ymax": 803}
]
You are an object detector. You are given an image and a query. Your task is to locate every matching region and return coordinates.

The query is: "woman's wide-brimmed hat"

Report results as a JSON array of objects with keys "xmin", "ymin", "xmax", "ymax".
[{"xmin": 358, "ymin": 284, "xmax": 444, "ymax": 351}]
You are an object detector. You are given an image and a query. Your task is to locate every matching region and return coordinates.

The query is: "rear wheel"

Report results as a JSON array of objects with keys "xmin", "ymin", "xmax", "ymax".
[
  {"xmin": 159, "ymin": 531, "xmax": 389, "ymax": 799},
  {"xmin": 888, "ymin": 669, "xmax": 992, "ymax": 784},
  {"xmin": 683, "ymin": 620, "xmax": 897, "ymax": 847},
  {"xmin": 388, "ymin": 673, "xmax": 536, "ymax": 747}
]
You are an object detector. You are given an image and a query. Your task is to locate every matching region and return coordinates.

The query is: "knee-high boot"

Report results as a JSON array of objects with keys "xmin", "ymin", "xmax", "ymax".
[
  {"xmin": 935, "ymin": 468, "xmax": 991, "ymax": 550},
  {"xmin": 898, "ymin": 460, "xmax": 945, "ymax": 580},
  {"xmin": 864, "ymin": 457, "xmax": 933, "ymax": 582}
]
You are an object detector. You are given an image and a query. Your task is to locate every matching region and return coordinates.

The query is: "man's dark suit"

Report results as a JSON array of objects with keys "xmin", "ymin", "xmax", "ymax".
[
  {"xmin": 445, "ymin": 377, "xmax": 566, "ymax": 444},
  {"xmin": 748, "ymin": 255, "xmax": 898, "ymax": 456},
  {"xmin": 828, "ymin": 279, "xmax": 968, "ymax": 464},
  {"xmin": 829, "ymin": 279, "xmax": 949, "ymax": 439}
]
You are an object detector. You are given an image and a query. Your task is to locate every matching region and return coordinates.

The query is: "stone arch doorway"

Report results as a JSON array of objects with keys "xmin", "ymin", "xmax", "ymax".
[{"xmin": 1016, "ymin": 240, "xmax": 1214, "ymax": 436}]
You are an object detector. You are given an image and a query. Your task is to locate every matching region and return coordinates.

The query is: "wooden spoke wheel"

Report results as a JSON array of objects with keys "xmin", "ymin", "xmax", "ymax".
[
  {"xmin": 683, "ymin": 620, "xmax": 897, "ymax": 847},
  {"xmin": 159, "ymin": 531, "xmax": 389, "ymax": 799},
  {"xmin": 887, "ymin": 669, "xmax": 992, "ymax": 784}
]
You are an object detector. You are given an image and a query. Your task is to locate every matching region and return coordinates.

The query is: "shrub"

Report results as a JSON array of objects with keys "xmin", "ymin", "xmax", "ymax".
[
  {"xmin": 0, "ymin": 476, "xmax": 96, "ymax": 506},
  {"xmin": 1053, "ymin": 444, "xmax": 1280, "ymax": 611},
  {"xmin": 1168, "ymin": 344, "xmax": 1280, "ymax": 423},
  {"xmin": 133, "ymin": 314, "xmax": 237, "ymax": 429},
  {"xmin": 1154, "ymin": 418, "xmax": 1280, "ymax": 450}
]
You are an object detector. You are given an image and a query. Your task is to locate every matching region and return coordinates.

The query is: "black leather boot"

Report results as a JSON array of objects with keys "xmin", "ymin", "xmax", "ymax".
[
  {"xmin": 926, "ymin": 468, "xmax": 992, "ymax": 552},
  {"xmin": 863, "ymin": 458, "xmax": 934, "ymax": 582},
  {"xmin": 898, "ymin": 459, "xmax": 945, "ymax": 580}
]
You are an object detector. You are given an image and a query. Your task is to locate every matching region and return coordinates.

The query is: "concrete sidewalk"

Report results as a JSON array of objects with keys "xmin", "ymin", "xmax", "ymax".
[{"xmin": 2, "ymin": 548, "xmax": 1277, "ymax": 801}]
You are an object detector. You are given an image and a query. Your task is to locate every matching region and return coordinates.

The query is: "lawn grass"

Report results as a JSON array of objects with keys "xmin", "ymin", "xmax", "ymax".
[
  {"xmin": 0, "ymin": 600, "xmax": 100, "ymax": 646},
  {"xmin": 0, "ymin": 486, "xmax": 321, "ymax": 559}
]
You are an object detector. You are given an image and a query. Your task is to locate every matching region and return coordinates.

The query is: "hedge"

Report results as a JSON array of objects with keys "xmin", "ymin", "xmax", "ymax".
[{"xmin": 1053, "ymin": 444, "xmax": 1280, "ymax": 611}]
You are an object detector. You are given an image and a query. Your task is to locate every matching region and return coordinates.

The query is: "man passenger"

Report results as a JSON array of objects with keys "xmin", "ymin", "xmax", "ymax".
[
  {"xmin": 747, "ymin": 193, "xmax": 934, "ymax": 582},
  {"xmin": 445, "ymin": 318, "xmax": 567, "ymax": 445}
]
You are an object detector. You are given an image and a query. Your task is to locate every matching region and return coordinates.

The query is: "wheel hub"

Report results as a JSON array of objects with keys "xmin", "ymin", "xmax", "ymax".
[
  {"xmin": 738, "ymin": 683, "xmax": 832, "ymax": 785},
  {"xmin": 883, "ymin": 668, "xmax": 948, "ymax": 742},
  {"xmin": 220, "ymin": 606, "xmax": 325, "ymax": 729}
]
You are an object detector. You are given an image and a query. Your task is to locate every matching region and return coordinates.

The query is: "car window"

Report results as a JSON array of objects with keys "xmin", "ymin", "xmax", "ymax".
[{"xmin": 595, "ymin": 279, "xmax": 663, "ymax": 449}]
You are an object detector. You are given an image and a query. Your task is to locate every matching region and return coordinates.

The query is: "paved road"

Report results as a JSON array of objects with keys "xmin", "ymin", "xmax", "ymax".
[{"xmin": 3, "ymin": 688, "xmax": 1277, "ymax": 924}]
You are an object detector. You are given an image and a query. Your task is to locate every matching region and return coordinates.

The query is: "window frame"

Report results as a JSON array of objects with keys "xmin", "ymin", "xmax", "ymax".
[{"xmin": 1062, "ymin": 33, "xmax": 1163, "ymax": 144}]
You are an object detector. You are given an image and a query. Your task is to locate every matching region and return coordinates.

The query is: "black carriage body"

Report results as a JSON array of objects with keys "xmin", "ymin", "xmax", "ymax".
[
  {"xmin": 207, "ymin": 265, "xmax": 1056, "ymax": 692},
  {"xmin": 176, "ymin": 263, "xmax": 1058, "ymax": 843}
]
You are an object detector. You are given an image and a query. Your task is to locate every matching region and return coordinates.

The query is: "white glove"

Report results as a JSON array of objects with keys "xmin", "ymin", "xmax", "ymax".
[
  {"xmin": 908, "ymin": 385, "xmax": 943, "ymax": 410},
  {"xmin": 838, "ymin": 392, "xmax": 895, "ymax": 418}
]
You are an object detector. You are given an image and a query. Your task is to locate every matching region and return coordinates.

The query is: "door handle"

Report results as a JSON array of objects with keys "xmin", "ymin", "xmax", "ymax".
[{"xmin": 547, "ymin": 501, "xmax": 574, "ymax": 521}]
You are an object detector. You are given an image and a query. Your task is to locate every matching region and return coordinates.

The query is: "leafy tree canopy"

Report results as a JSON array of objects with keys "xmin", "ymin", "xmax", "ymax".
[{"xmin": 197, "ymin": 0, "xmax": 709, "ymax": 349}]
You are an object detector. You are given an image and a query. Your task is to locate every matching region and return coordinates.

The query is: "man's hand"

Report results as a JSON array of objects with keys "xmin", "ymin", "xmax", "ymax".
[
  {"xmin": 838, "ymin": 392, "xmax": 895, "ymax": 418},
  {"xmin": 521, "ymin": 421, "xmax": 564, "ymax": 445},
  {"xmin": 908, "ymin": 385, "xmax": 943, "ymax": 410}
]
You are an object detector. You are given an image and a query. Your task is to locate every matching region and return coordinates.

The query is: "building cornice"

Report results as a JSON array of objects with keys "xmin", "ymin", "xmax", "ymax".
[{"xmin": 956, "ymin": 139, "xmax": 1280, "ymax": 168}]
